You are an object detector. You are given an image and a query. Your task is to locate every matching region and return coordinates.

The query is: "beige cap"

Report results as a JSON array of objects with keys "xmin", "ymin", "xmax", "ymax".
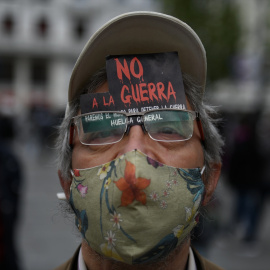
[{"xmin": 68, "ymin": 11, "xmax": 206, "ymax": 103}]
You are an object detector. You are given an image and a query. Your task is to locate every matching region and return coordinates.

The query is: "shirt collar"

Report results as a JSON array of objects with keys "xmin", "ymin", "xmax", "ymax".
[
  {"xmin": 78, "ymin": 247, "xmax": 87, "ymax": 270},
  {"xmin": 188, "ymin": 247, "xmax": 198, "ymax": 270},
  {"xmin": 78, "ymin": 247, "xmax": 197, "ymax": 270}
]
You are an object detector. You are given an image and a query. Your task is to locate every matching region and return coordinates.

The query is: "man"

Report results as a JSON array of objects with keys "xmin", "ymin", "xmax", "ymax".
[
  {"xmin": 0, "ymin": 115, "xmax": 22, "ymax": 270},
  {"xmin": 55, "ymin": 11, "xmax": 224, "ymax": 270}
]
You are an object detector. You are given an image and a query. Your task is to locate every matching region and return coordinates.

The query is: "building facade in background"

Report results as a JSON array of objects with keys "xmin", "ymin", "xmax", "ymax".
[
  {"xmin": 0, "ymin": 0, "xmax": 269, "ymax": 117},
  {"xmin": 0, "ymin": 0, "xmax": 160, "ymax": 117},
  {"xmin": 210, "ymin": 0, "xmax": 270, "ymax": 113}
]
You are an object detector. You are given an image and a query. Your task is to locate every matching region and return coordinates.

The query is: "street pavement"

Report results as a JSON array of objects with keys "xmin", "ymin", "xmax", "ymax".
[{"xmin": 15, "ymin": 143, "xmax": 270, "ymax": 270}]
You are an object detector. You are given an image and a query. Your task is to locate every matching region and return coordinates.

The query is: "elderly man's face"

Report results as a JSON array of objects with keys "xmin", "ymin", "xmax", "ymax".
[
  {"xmin": 71, "ymin": 81, "xmax": 204, "ymax": 172},
  {"xmin": 58, "ymin": 81, "xmax": 221, "ymax": 269}
]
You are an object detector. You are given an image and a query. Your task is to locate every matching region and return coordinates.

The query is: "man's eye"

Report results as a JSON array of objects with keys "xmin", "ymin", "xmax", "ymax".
[
  {"xmin": 87, "ymin": 129, "xmax": 119, "ymax": 142},
  {"xmin": 158, "ymin": 126, "xmax": 179, "ymax": 134},
  {"xmin": 146, "ymin": 121, "xmax": 190, "ymax": 141},
  {"xmin": 93, "ymin": 131, "xmax": 111, "ymax": 139},
  {"xmin": 80, "ymin": 127, "xmax": 125, "ymax": 145}
]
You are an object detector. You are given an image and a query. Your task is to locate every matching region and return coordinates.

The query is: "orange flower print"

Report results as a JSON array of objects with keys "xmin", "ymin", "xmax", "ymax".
[{"xmin": 114, "ymin": 160, "xmax": 151, "ymax": 206}]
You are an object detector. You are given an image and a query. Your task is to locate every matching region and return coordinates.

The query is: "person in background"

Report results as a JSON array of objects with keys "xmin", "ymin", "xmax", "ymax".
[
  {"xmin": 55, "ymin": 11, "xmax": 224, "ymax": 270},
  {"xmin": 225, "ymin": 112, "xmax": 268, "ymax": 253},
  {"xmin": 0, "ymin": 115, "xmax": 22, "ymax": 270}
]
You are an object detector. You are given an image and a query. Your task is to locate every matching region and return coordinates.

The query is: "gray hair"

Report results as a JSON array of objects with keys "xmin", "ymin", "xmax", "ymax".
[{"xmin": 56, "ymin": 68, "xmax": 224, "ymax": 181}]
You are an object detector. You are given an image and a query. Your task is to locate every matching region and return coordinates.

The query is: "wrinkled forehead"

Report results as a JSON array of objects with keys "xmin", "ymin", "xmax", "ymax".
[{"xmin": 80, "ymin": 52, "xmax": 187, "ymax": 115}]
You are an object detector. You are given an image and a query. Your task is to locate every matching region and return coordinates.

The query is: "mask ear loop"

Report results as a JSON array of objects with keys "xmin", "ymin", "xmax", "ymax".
[
  {"xmin": 70, "ymin": 169, "xmax": 75, "ymax": 178},
  {"xmin": 200, "ymin": 165, "xmax": 206, "ymax": 175},
  {"xmin": 56, "ymin": 170, "xmax": 75, "ymax": 200},
  {"xmin": 68, "ymin": 169, "xmax": 76, "ymax": 196}
]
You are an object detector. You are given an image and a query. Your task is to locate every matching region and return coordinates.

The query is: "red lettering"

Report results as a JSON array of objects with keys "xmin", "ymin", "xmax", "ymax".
[
  {"xmin": 103, "ymin": 96, "xmax": 109, "ymax": 106},
  {"xmin": 120, "ymin": 81, "xmax": 175, "ymax": 106},
  {"xmin": 115, "ymin": 58, "xmax": 130, "ymax": 83},
  {"xmin": 167, "ymin": 82, "xmax": 176, "ymax": 101},
  {"xmin": 139, "ymin": 83, "xmax": 149, "ymax": 102},
  {"xmin": 92, "ymin": 98, "xmax": 98, "ymax": 109},
  {"xmin": 131, "ymin": 84, "xmax": 140, "ymax": 103},
  {"xmin": 156, "ymin": 82, "xmax": 167, "ymax": 101},
  {"xmin": 109, "ymin": 95, "xmax": 115, "ymax": 106},
  {"xmin": 130, "ymin": 57, "xmax": 143, "ymax": 80},
  {"xmin": 121, "ymin": 85, "xmax": 131, "ymax": 104},
  {"xmin": 148, "ymin": 83, "xmax": 158, "ymax": 102},
  {"xmin": 103, "ymin": 95, "xmax": 115, "ymax": 107}
]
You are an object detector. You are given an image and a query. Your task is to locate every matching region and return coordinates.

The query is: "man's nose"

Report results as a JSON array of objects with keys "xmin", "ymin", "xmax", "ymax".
[{"xmin": 117, "ymin": 125, "xmax": 150, "ymax": 156}]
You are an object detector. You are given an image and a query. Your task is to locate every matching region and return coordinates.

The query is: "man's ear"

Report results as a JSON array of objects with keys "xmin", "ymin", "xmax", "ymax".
[
  {"xmin": 202, "ymin": 163, "xmax": 221, "ymax": 206},
  {"xmin": 58, "ymin": 170, "xmax": 72, "ymax": 201}
]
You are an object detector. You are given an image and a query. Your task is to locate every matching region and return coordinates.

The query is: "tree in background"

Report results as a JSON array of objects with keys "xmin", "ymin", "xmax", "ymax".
[{"xmin": 160, "ymin": 0, "xmax": 240, "ymax": 82}]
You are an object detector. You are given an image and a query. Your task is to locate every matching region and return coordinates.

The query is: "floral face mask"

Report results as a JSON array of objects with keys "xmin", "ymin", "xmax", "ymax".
[{"xmin": 69, "ymin": 149, "xmax": 205, "ymax": 265}]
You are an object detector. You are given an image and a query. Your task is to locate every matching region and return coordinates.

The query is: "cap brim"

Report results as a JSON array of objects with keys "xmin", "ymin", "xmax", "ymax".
[{"xmin": 68, "ymin": 11, "xmax": 206, "ymax": 103}]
